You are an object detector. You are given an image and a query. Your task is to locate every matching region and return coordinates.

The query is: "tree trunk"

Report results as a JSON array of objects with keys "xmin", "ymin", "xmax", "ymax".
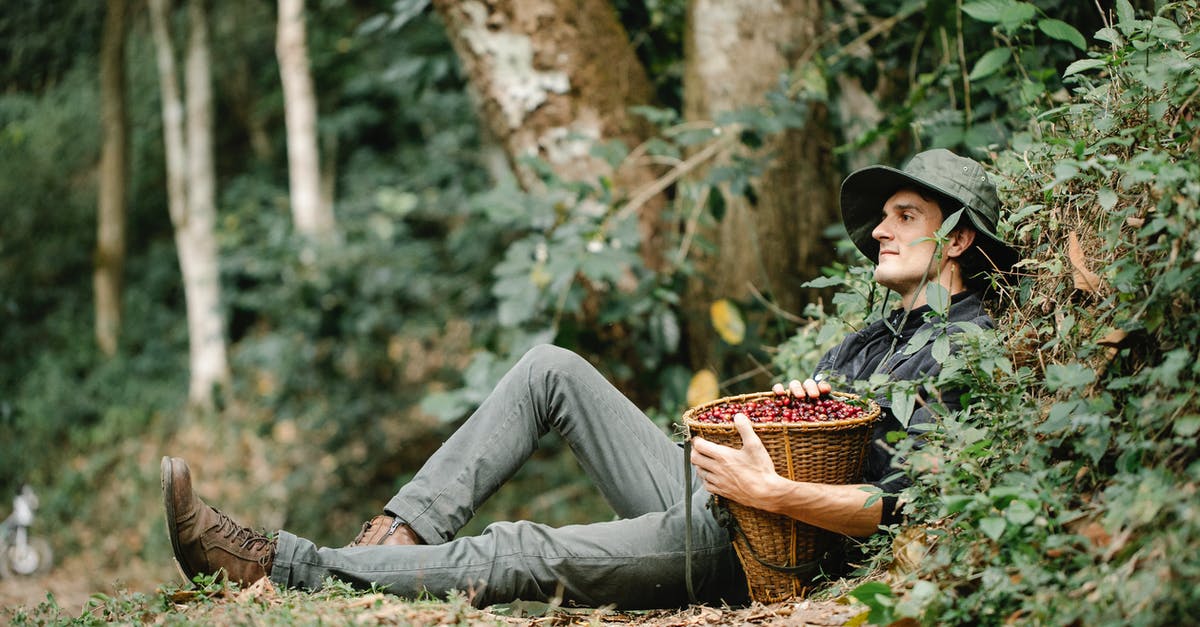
[
  {"xmin": 95, "ymin": 0, "xmax": 128, "ymax": 357},
  {"xmin": 430, "ymin": 0, "xmax": 664, "ymax": 266},
  {"xmin": 276, "ymin": 0, "xmax": 334, "ymax": 239},
  {"xmin": 683, "ymin": 0, "xmax": 839, "ymax": 378},
  {"xmin": 149, "ymin": 0, "xmax": 231, "ymax": 409}
]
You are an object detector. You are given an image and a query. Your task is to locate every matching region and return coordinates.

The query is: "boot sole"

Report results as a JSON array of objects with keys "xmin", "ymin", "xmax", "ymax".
[{"xmin": 160, "ymin": 456, "xmax": 194, "ymax": 583}]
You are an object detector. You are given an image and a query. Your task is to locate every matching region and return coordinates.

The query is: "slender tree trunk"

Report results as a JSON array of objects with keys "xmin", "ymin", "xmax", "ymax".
[
  {"xmin": 95, "ymin": 0, "xmax": 128, "ymax": 357},
  {"xmin": 276, "ymin": 0, "xmax": 334, "ymax": 238},
  {"xmin": 430, "ymin": 0, "xmax": 663, "ymax": 266},
  {"xmin": 683, "ymin": 0, "xmax": 839, "ymax": 376},
  {"xmin": 149, "ymin": 0, "xmax": 231, "ymax": 409}
]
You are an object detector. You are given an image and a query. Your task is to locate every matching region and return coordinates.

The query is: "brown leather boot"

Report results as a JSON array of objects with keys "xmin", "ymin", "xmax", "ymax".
[
  {"xmin": 161, "ymin": 456, "xmax": 276, "ymax": 586},
  {"xmin": 347, "ymin": 514, "xmax": 423, "ymax": 547}
]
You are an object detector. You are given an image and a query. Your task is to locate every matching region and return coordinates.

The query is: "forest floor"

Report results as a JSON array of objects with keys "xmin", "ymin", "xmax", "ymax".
[{"xmin": 1, "ymin": 558, "xmax": 868, "ymax": 626}]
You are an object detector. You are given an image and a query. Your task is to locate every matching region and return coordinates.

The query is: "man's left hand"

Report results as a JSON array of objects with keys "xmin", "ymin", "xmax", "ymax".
[{"xmin": 690, "ymin": 413, "xmax": 783, "ymax": 508}]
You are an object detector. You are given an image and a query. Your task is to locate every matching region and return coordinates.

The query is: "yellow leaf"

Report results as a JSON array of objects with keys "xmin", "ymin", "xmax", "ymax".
[
  {"xmin": 686, "ymin": 369, "xmax": 719, "ymax": 408},
  {"xmin": 709, "ymin": 299, "xmax": 745, "ymax": 345}
]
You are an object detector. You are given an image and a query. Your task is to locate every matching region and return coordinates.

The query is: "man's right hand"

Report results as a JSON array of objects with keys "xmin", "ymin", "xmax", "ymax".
[{"xmin": 773, "ymin": 378, "xmax": 831, "ymax": 399}]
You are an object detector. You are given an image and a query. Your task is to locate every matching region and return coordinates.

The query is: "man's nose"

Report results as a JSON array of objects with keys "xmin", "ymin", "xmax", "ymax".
[{"xmin": 872, "ymin": 219, "xmax": 890, "ymax": 241}]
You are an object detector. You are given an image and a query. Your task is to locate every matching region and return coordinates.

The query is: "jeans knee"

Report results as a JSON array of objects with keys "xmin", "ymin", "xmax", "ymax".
[{"xmin": 520, "ymin": 344, "xmax": 587, "ymax": 377}]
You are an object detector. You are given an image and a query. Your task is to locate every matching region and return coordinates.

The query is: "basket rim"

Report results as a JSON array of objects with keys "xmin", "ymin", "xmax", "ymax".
[{"xmin": 682, "ymin": 390, "xmax": 880, "ymax": 430}]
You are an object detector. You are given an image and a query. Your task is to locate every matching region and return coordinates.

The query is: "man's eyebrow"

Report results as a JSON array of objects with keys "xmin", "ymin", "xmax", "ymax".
[{"xmin": 882, "ymin": 201, "xmax": 932, "ymax": 215}]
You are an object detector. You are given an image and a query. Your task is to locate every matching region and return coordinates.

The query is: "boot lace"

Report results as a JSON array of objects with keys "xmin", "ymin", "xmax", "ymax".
[{"xmin": 213, "ymin": 508, "xmax": 274, "ymax": 553}]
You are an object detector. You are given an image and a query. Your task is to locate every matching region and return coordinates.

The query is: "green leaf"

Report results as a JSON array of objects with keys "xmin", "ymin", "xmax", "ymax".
[
  {"xmin": 1114, "ymin": 0, "xmax": 1136, "ymax": 34},
  {"xmin": 903, "ymin": 327, "xmax": 935, "ymax": 356},
  {"xmin": 707, "ymin": 186, "xmax": 726, "ymax": 221},
  {"xmin": 892, "ymin": 386, "xmax": 917, "ymax": 428},
  {"xmin": 1174, "ymin": 416, "xmax": 1200, "ymax": 437},
  {"xmin": 1097, "ymin": 187, "xmax": 1118, "ymax": 211},
  {"xmin": 932, "ymin": 334, "xmax": 951, "ymax": 363},
  {"xmin": 980, "ymin": 516, "xmax": 1007, "ymax": 541},
  {"xmin": 1063, "ymin": 59, "xmax": 1107, "ymax": 77},
  {"xmin": 1094, "ymin": 27, "xmax": 1123, "ymax": 47},
  {"xmin": 936, "ymin": 208, "xmax": 965, "ymax": 238},
  {"xmin": 1045, "ymin": 363, "xmax": 1097, "ymax": 392},
  {"xmin": 1006, "ymin": 500, "xmax": 1037, "ymax": 526},
  {"xmin": 925, "ymin": 282, "xmax": 951, "ymax": 315},
  {"xmin": 802, "ymin": 275, "xmax": 844, "ymax": 289},
  {"xmin": 848, "ymin": 581, "xmax": 896, "ymax": 625},
  {"xmin": 968, "ymin": 47, "xmax": 1013, "ymax": 81},
  {"xmin": 962, "ymin": 0, "xmax": 1036, "ymax": 29},
  {"xmin": 1038, "ymin": 19, "xmax": 1087, "ymax": 50},
  {"xmin": 1037, "ymin": 400, "xmax": 1079, "ymax": 434}
]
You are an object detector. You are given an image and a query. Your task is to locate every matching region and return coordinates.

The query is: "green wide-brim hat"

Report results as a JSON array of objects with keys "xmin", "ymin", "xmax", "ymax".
[{"xmin": 839, "ymin": 148, "xmax": 1019, "ymax": 274}]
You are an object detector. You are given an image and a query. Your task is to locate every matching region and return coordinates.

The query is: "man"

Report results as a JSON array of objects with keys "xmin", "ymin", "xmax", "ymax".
[{"xmin": 161, "ymin": 148, "xmax": 1017, "ymax": 608}]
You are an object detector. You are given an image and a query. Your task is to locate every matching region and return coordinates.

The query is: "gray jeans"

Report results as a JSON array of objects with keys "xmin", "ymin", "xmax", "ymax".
[{"xmin": 269, "ymin": 344, "xmax": 746, "ymax": 608}]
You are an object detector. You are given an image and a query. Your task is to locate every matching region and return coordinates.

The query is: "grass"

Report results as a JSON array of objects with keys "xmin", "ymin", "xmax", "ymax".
[
  {"xmin": 6, "ymin": 576, "xmax": 518, "ymax": 626},
  {"xmin": 3, "ymin": 573, "xmax": 866, "ymax": 626}
]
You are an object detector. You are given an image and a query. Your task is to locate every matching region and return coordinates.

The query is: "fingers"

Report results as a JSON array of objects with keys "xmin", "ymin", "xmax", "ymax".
[
  {"xmin": 732, "ymin": 412, "xmax": 758, "ymax": 442},
  {"xmin": 775, "ymin": 378, "xmax": 832, "ymax": 399}
]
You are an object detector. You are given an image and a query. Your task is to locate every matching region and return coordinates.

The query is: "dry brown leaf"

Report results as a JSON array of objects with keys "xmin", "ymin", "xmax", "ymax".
[
  {"xmin": 1068, "ymin": 230, "xmax": 1103, "ymax": 292},
  {"xmin": 235, "ymin": 576, "xmax": 277, "ymax": 603},
  {"xmin": 1097, "ymin": 328, "xmax": 1129, "ymax": 347},
  {"xmin": 1078, "ymin": 521, "xmax": 1112, "ymax": 548}
]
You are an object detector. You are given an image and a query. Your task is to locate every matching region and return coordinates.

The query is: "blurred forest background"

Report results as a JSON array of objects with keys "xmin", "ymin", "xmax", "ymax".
[{"xmin": 2, "ymin": 0, "xmax": 1198, "ymax": 623}]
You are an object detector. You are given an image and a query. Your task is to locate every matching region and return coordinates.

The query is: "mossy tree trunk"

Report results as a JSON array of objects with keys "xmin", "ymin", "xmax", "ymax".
[
  {"xmin": 682, "ymin": 0, "xmax": 839, "ymax": 381},
  {"xmin": 430, "ymin": 0, "xmax": 666, "ymax": 268}
]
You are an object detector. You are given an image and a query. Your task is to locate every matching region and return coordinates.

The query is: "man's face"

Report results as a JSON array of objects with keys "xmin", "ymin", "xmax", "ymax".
[{"xmin": 871, "ymin": 188, "xmax": 945, "ymax": 300}]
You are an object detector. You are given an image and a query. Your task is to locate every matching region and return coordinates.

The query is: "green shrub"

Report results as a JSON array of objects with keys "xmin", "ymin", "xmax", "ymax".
[{"xmin": 788, "ymin": 2, "xmax": 1200, "ymax": 624}]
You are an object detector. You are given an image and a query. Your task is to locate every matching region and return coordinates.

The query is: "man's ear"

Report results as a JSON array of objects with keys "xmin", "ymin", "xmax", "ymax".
[{"xmin": 946, "ymin": 226, "xmax": 977, "ymax": 259}]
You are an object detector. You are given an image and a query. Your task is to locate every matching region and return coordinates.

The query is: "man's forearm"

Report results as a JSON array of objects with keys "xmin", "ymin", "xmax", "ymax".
[{"xmin": 757, "ymin": 476, "xmax": 884, "ymax": 538}]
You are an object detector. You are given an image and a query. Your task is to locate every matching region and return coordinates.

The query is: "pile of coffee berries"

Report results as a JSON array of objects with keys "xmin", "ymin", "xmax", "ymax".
[{"xmin": 689, "ymin": 394, "xmax": 866, "ymax": 424}]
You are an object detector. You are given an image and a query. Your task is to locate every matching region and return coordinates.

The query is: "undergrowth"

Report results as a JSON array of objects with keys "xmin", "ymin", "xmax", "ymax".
[{"xmin": 773, "ymin": 2, "xmax": 1200, "ymax": 624}]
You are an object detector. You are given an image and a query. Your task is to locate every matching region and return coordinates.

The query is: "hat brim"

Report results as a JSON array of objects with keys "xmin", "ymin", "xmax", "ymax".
[{"xmin": 839, "ymin": 166, "xmax": 1018, "ymax": 275}]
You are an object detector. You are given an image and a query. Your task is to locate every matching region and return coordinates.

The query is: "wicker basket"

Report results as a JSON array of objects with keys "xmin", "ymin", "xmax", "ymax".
[{"xmin": 684, "ymin": 391, "xmax": 880, "ymax": 603}]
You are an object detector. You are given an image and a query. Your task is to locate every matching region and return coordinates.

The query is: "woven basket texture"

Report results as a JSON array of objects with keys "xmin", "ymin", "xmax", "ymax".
[{"xmin": 684, "ymin": 391, "xmax": 880, "ymax": 603}]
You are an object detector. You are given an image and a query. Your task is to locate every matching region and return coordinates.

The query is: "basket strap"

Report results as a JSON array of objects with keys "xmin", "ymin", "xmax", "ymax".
[
  {"xmin": 683, "ymin": 437, "xmax": 698, "ymax": 605},
  {"xmin": 711, "ymin": 498, "xmax": 821, "ymax": 577}
]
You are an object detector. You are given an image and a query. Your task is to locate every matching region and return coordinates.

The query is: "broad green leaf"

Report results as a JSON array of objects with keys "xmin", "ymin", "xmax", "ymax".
[
  {"xmin": 1006, "ymin": 500, "xmax": 1037, "ymax": 526},
  {"xmin": 1174, "ymin": 415, "xmax": 1200, "ymax": 437},
  {"xmin": 968, "ymin": 47, "xmax": 1013, "ymax": 81},
  {"xmin": 980, "ymin": 516, "xmax": 1007, "ymax": 541},
  {"xmin": 925, "ymin": 282, "xmax": 951, "ymax": 315},
  {"xmin": 1115, "ymin": 0, "xmax": 1135, "ymax": 34},
  {"xmin": 903, "ymin": 327, "xmax": 935, "ymax": 356},
  {"xmin": 1038, "ymin": 19, "xmax": 1087, "ymax": 50},
  {"xmin": 1097, "ymin": 187, "xmax": 1118, "ymax": 211},
  {"xmin": 848, "ymin": 581, "xmax": 896, "ymax": 625},
  {"xmin": 935, "ymin": 208, "xmax": 965, "ymax": 239},
  {"xmin": 932, "ymin": 334, "xmax": 951, "ymax": 363},
  {"xmin": 962, "ymin": 0, "xmax": 1036, "ymax": 29},
  {"xmin": 1094, "ymin": 27, "xmax": 1123, "ymax": 46},
  {"xmin": 1037, "ymin": 400, "xmax": 1078, "ymax": 433},
  {"xmin": 1063, "ymin": 59, "xmax": 1107, "ymax": 77},
  {"xmin": 892, "ymin": 386, "xmax": 917, "ymax": 428},
  {"xmin": 1045, "ymin": 363, "xmax": 1097, "ymax": 391},
  {"xmin": 944, "ymin": 494, "xmax": 975, "ymax": 514},
  {"xmin": 710, "ymin": 299, "xmax": 745, "ymax": 345},
  {"xmin": 802, "ymin": 275, "xmax": 845, "ymax": 289},
  {"xmin": 1150, "ymin": 16, "xmax": 1184, "ymax": 42}
]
